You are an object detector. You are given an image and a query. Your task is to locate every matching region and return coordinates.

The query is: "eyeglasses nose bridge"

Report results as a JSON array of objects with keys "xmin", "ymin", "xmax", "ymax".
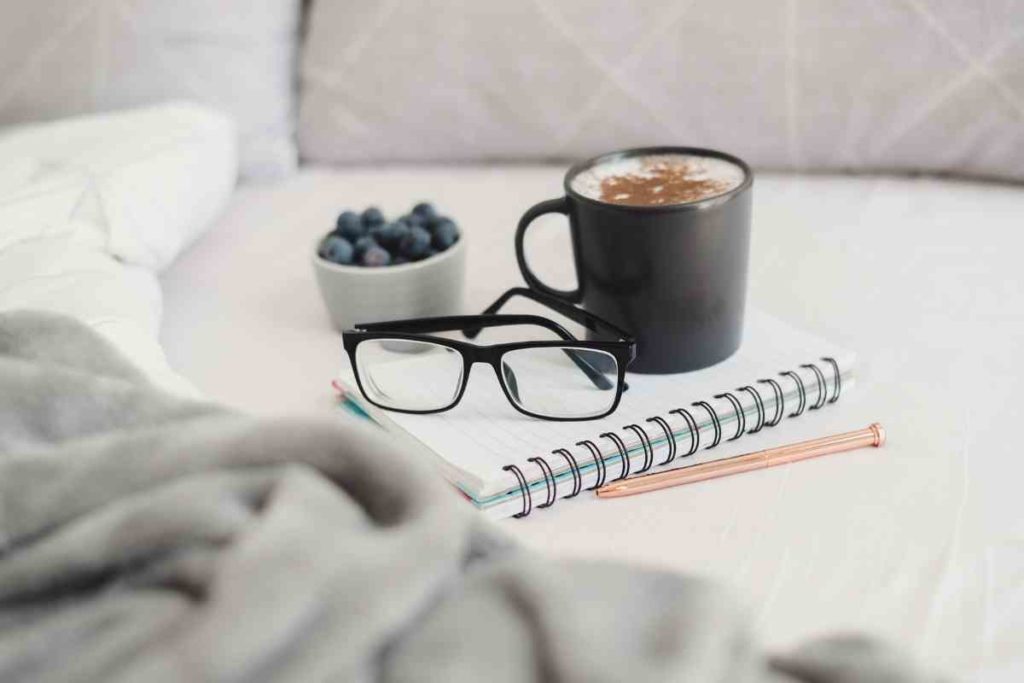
[{"xmin": 461, "ymin": 356, "xmax": 522, "ymax": 404}]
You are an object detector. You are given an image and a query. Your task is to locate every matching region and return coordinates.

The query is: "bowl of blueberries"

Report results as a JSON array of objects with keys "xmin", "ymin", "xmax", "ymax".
[{"xmin": 313, "ymin": 202, "xmax": 465, "ymax": 331}]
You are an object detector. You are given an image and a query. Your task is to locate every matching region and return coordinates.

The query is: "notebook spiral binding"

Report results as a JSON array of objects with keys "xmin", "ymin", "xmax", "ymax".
[
  {"xmin": 714, "ymin": 392, "xmax": 746, "ymax": 441},
  {"xmin": 502, "ymin": 464, "xmax": 531, "ymax": 519},
  {"xmin": 576, "ymin": 440, "xmax": 607, "ymax": 490},
  {"xmin": 822, "ymin": 357, "xmax": 842, "ymax": 403},
  {"xmin": 736, "ymin": 386, "xmax": 766, "ymax": 433},
  {"xmin": 504, "ymin": 358, "xmax": 843, "ymax": 518},
  {"xmin": 801, "ymin": 363, "xmax": 829, "ymax": 410},
  {"xmin": 779, "ymin": 370, "xmax": 807, "ymax": 417},
  {"xmin": 692, "ymin": 401, "xmax": 723, "ymax": 448},
  {"xmin": 600, "ymin": 432, "xmax": 631, "ymax": 480},
  {"xmin": 527, "ymin": 456, "xmax": 557, "ymax": 509},
  {"xmin": 646, "ymin": 416, "xmax": 677, "ymax": 466},
  {"xmin": 552, "ymin": 448, "xmax": 582, "ymax": 498},
  {"xmin": 668, "ymin": 408, "xmax": 700, "ymax": 457},
  {"xmin": 623, "ymin": 424, "xmax": 655, "ymax": 473},
  {"xmin": 757, "ymin": 378, "xmax": 785, "ymax": 426}
]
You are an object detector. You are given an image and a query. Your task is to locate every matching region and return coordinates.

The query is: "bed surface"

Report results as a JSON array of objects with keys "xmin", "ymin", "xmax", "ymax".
[{"xmin": 161, "ymin": 166, "xmax": 1024, "ymax": 680}]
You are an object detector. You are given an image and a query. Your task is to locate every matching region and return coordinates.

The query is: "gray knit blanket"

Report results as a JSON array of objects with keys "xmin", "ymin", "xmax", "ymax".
[{"xmin": 0, "ymin": 311, "xmax": 936, "ymax": 682}]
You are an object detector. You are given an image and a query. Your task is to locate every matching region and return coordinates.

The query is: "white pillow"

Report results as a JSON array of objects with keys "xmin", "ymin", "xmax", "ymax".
[
  {"xmin": 299, "ymin": 0, "xmax": 1024, "ymax": 181},
  {"xmin": 0, "ymin": 104, "xmax": 237, "ymax": 396},
  {"xmin": 0, "ymin": 0, "xmax": 300, "ymax": 181},
  {"xmin": 0, "ymin": 103, "xmax": 237, "ymax": 271}
]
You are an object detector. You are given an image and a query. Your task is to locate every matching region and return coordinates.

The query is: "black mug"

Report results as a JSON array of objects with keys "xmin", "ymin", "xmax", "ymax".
[{"xmin": 515, "ymin": 146, "xmax": 753, "ymax": 374}]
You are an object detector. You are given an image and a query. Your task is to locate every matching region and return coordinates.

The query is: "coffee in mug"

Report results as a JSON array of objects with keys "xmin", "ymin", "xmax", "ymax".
[
  {"xmin": 569, "ymin": 152, "xmax": 745, "ymax": 207},
  {"xmin": 515, "ymin": 146, "xmax": 752, "ymax": 374}
]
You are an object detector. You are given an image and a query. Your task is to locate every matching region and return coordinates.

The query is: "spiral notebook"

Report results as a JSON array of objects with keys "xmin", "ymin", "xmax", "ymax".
[{"xmin": 335, "ymin": 311, "xmax": 854, "ymax": 520}]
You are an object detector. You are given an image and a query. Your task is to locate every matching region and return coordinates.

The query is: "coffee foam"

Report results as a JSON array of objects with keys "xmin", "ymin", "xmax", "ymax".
[{"xmin": 570, "ymin": 153, "xmax": 745, "ymax": 206}]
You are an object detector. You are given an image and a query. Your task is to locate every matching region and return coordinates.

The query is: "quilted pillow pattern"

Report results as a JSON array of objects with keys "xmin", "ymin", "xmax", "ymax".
[
  {"xmin": 0, "ymin": 0, "xmax": 301, "ymax": 181},
  {"xmin": 299, "ymin": 0, "xmax": 1024, "ymax": 181}
]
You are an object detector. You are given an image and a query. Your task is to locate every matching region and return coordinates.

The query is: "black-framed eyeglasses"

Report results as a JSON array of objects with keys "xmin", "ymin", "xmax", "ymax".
[{"xmin": 342, "ymin": 287, "xmax": 636, "ymax": 421}]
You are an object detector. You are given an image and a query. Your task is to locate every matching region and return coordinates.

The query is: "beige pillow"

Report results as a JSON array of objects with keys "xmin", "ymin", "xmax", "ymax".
[
  {"xmin": 299, "ymin": 0, "xmax": 1024, "ymax": 181},
  {"xmin": 0, "ymin": 0, "xmax": 300, "ymax": 181}
]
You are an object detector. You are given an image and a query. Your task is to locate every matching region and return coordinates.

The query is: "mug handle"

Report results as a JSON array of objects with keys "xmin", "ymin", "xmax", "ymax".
[{"xmin": 514, "ymin": 197, "xmax": 582, "ymax": 303}]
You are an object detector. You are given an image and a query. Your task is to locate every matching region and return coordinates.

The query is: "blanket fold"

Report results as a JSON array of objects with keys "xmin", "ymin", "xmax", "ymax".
[{"xmin": 0, "ymin": 311, "xmax": 934, "ymax": 682}]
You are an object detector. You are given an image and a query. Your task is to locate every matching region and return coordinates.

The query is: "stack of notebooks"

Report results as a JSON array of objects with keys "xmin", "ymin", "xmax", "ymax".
[{"xmin": 335, "ymin": 311, "xmax": 854, "ymax": 520}]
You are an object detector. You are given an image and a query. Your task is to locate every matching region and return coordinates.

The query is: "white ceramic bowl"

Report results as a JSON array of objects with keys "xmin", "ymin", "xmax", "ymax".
[{"xmin": 312, "ymin": 237, "xmax": 466, "ymax": 331}]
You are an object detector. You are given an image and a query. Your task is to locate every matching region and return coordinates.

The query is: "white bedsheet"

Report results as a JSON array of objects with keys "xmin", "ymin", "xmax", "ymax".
[
  {"xmin": 160, "ymin": 166, "xmax": 1024, "ymax": 681},
  {"xmin": 0, "ymin": 103, "xmax": 237, "ymax": 396}
]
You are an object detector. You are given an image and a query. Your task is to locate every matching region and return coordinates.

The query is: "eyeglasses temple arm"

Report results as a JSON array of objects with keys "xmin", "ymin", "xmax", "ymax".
[
  {"xmin": 563, "ymin": 348, "xmax": 615, "ymax": 390},
  {"xmin": 472, "ymin": 287, "xmax": 634, "ymax": 341}
]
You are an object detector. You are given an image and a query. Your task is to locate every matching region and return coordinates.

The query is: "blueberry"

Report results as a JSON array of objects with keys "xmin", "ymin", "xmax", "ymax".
[
  {"xmin": 420, "ymin": 248, "xmax": 439, "ymax": 261},
  {"xmin": 392, "ymin": 255, "xmax": 409, "ymax": 265},
  {"xmin": 411, "ymin": 202, "xmax": 437, "ymax": 221},
  {"xmin": 398, "ymin": 225, "xmax": 432, "ymax": 260},
  {"xmin": 334, "ymin": 211, "xmax": 364, "ymax": 241},
  {"xmin": 402, "ymin": 213, "xmax": 427, "ymax": 229},
  {"xmin": 375, "ymin": 221, "xmax": 409, "ymax": 250},
  {"xmin": 431, "ymin": 219, "xmax": 459, "ymax": 250},
  {"xmin": 391, "ymin": 221, "xmax": 412, "ymax": 246},
  {"xmin": 427, "ymin": 213, "xmax": 452, "ymax": 229},
  {"xmin": 361, "ymin": 245, "xmax": 392, "ymax": 267},
  {"xmin": 353, "ymin": 235, "xmax": 377, "ymax": 258},
  {"xmin": 361, "ymin": 206, "xmax": 385, "ymax": 227},
  {"xmin": 367, "ymin": 221, "xmax": 387, "ymax": 243},
  {"xmin": 426, "ymin": 216, "xmax": 450, "ymax": 233},
  {"xmin": 320, "ymin": 236, "xmax": 354, "ymax": 265}
]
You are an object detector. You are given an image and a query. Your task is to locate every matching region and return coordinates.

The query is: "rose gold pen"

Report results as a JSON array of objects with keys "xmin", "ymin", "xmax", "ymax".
[{"xmin": 596, "ymin": 423, "xmax": 886, "ymax": 498}]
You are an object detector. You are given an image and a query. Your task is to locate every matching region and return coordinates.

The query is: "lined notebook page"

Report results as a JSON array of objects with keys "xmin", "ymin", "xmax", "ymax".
[{"xmin": 337, "ymin": 310, "xmax": 854, "ymax": 501}]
